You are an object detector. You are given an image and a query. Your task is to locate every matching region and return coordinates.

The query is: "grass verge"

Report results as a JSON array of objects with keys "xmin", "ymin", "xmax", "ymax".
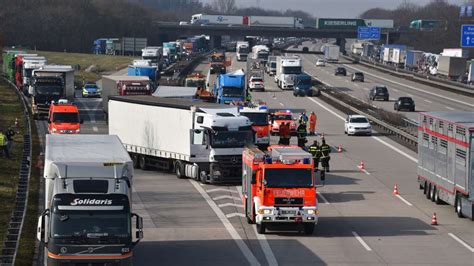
[
  {"xmin": 27, "ymin": 50, "xmax": 137, "ymax": 84},
  {"xmin": 0, "ymin": 80, "xmax": 25, "ymax": 252}
]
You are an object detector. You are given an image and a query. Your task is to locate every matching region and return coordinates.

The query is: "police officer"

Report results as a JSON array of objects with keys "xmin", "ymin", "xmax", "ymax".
[
  {"xmin": 308, "ymin": 140, "xmax": 321, "ymax": 171},
  {"xmin": 296, "ymin": 122, "xmax": 307, "ymax": 148},
  {"xmin": 320, "ymin": 138, "xmax": 331, "ymax": 172}
]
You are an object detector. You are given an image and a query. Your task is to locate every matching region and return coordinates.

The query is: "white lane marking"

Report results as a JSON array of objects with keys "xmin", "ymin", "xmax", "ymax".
[
  {"xmin": 92, "ymin": 126, "xmax": 98, "ymax": 132},
  {"xmin": 407, "ymin": 94, "xmax": 413, "ymax": 97},
  {"xmin": 218, "ymin": 203, "xmax": 244, "ymax": 208},
  {"xmin": 213, "ymin": 195, "xmax": 241, "ymax": 201},
  {"xmin": 448, "ymin": 233, "xmax": 474, "ymax": 253},
  {"xmin": 352, "ymin": 231, "xmax": 372, "ymax": 251},
  {"xmin": 361, "ymin": 168, "xmax": 371, "ymax": 175},
  {"xmin": 279, "ymin": 102, "xmax": 284, "ymax": 106},
  {"xmin": 362, "ymin": 87, "xmax": 369, "ymax": 91},
  {"xmin": 395, "ymin": 194, "xmax": 413, "ymax": 206},
  {"xmin": 344, "ymin": 64, "xmax": 474, "ymax": 108},
  {"xmin": 317, "ymin": 191, "xmax": 330, "ymax": 204},
  {"xmin": 307, "ymin": 97, "xmax": 418, "ymax": 163},
  {"xmin": 445, "ymin": 106, "xmax": 455, "ymax": 110},
  {"xmin": 226, "ymin": 213, "xmax": 246, "ymax": 218},
  {"xmin": 423, "ymin": 99, "xmax": 433, "ymax": 103},
  {"xmin": 392, "ymin": 88, "xmax": 399, "ymax": 92},
  {"xmin": 206, "ymin": 188, "xmax": 238, "ymax": 193},
  {"xmin": 236, "ymin": 186, "xmax": 278, "ymax": 266},
  {"xmin": 354, "ymin": 83, "xmax": 360, "ymax": 87},
  {"xmin": 190, "ymin": 180, "xmax": 260, "ymax": 266}
]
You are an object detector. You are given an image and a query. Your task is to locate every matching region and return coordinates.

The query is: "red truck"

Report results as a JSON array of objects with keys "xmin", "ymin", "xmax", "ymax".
[{"xmin": 242, "ymin": 145, "xmax": 322, "ymax": 234}]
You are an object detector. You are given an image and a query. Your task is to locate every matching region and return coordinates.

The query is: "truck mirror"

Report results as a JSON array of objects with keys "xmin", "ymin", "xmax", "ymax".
[
  {"xmin": 197, "ymin": 116, "xmax": 204, "ymax": 124},
  {"xmin": 36, "ymin": 216, "xmax": 44, "ymax": 242},
  {"xmin": 133, "ymin": 213, "xmax": 143, "ymax": 229},
  {"xmin": 136, "ymin": 231, "xmax": 143, "ymax": 239}
]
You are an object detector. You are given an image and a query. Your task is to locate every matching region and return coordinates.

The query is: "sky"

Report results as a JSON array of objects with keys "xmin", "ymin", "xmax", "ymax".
[{"xmin": 201, "ymin": 0, "xmax": 467, "ymax": 18}]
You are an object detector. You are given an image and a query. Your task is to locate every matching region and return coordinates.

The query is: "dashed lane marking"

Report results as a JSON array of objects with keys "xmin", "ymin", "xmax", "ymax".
[
  {"xmin": 448, "ymin": 233, "xmax": 474, "ymax": 253},
  {"xmin": 423, "ymin": 99, "xmax": 433, "ymax": 103},
  {"xmin": 226, "ymin": 213, "xmax": 246, "ymax": 218},
  {"xmin": 395, "ymin": 194, "xmax": 413, "ymax": 206},
  {"xmin": 190, "ymin": 180, "xmax": 260, "ymax": 266},
  {"xmin": 352, "ymin": 231, "xmax": 372, "ymax": 251},
  {"xmin": 218, "ymin": 203, "xmax": 244, "ymax": 208},
  {"xmin": 213, "ymin": 195, "xmax": 241, "ymax": 201},
  {"xmin": 445, "ymin": 106, "xmax": 455, "ymax": 110},
  {"xmin": 317, "ymin": 191, "xmax": 330, "ymax": 204},
  {"xmin": 206, "ymin": 188, "xmax": 238, "ymax": 193}
]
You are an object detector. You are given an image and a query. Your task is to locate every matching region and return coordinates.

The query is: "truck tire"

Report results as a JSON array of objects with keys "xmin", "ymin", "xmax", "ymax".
[
  {"xmin": 434, "ymin": 188, "xmax": 442, "ymax": 205},
  {"xmin": 139, "ymin": 155, "xmax": 148, "ymax": 170},
  {"xmin": 174, "ymin": 161, "xmax": 185, "ymax": 179},
  {"xmin": 430, "ymin": 185, "xmax": 436, "ymax": 202},
  {"xmin": 426, "ymin": 183, "xmax": 431, "ymax": 199},
  {"xmin": 256, "ymin": 223, "xmax": 266, "ymax": 234},
  {"xmin": 303, "ymin": 223, "xmax": 315, "ymax": 235},
  {"xmin": 131, "ymin": 153, "xmax": 139, "ymax": 169},
  {"xmin": 455, "ymin": 195, "xmax": 464, "ymax": 218},
  {"xmin": 423, "ymin": 181, "xmax": 428, "ymax": 194}
]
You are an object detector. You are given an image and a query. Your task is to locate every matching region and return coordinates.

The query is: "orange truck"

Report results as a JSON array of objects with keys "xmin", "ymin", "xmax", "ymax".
[
  {"xmin": 48, "ymin": 99, "xmax": 83, "ymax": 134},
  {"xmin": 239, "ymin": 105, "xmax": 270, "ymax": 148},
  {"xmin": 242, "ymin": 145, "xmax": 321, "ymax": 234},
  {"xmin": 209, "ymin": 52, "xmax": 230, "ymax": 74}
]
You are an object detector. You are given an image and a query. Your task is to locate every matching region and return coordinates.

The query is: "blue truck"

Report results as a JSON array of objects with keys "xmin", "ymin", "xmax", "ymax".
[
  {"xmin": 293, "ymin": 73, "xmax": 314, "ymax": 97},
  {"xmin": 213, "ymin": 70, "xmax": 246, "ymax": 104},
  {"xmin": 92, "ymin": 38, "xmax": 107, "ymax": 54}
]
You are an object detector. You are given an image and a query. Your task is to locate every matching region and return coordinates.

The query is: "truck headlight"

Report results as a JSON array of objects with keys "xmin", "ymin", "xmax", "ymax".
[
  {"xmin": 307, "ymin": 209, "xmax": 315, "ymax": 215},
  {"xmin": 258, "ymin": 208, "xmax": 272, "ymax": 215},
  {"xmin": 75, "ymin": 129, "xmax": 80, "ymax": 133},
  {"xmin": 52, "ymin": 128, "xmax": 57, "ymax": 133}
]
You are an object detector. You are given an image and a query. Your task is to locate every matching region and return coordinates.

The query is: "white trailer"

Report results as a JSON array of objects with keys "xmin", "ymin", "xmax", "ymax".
[
  {"xmin": 39, "ymin": 134, "xmax": 143, "ymax": 265},
  {"xmin": 21, "ymin": 56, "xmax": 47, "ymax": 92},
  {"xmin": 364, "ymin": 19, "xmax": 394, "ymax": 29},
  {"xmin": 191, "ymin": 14, "xmax": 243, "ymax": 25},
  {"xmin": 141, "ymin": 46, "xmax": 162, "ymax": 66},
  {"xmin": 383, "ymin": 47, "xmax": 391, "ymax": 63},
  {"xmin": 248, "ymin": 16, "xmax": 304, "ymax": 29},
  {"xmin": 251, "ymin": 45, "xmax": 270, "ymax": 63},
  {"xmin": 275, "ymin": 56, "xmax": 302, "ymax": 90},
  {"xmin": 108, "ymin": 96, "xmax": 254, "ymax": 183},
  {"xmin": 324, "ymin": 45, "xmax": 339, "ymax": 62},
  {"xmin": 391, "ymin": 48, "xmax": 406, "ymax": 67},
  {"xmin": 236, "ymin": 41, "xmax": 250, "ymax": 61}
]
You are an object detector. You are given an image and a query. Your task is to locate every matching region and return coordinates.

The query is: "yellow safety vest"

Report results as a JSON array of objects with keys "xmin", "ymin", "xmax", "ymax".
[{"xmin": 0, "ymin": 134, "xmax": 6, "ymax": 146}]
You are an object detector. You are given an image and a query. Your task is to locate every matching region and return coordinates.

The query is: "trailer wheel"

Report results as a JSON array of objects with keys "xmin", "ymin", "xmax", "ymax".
[
  {"xmin": 455, "ymin": 195, "xmax": 464, "ymax": 218},
  {"xmin": 423, "ymin": 181, "xmax": 428, "ymax": 194},
  {"xmin": 256, "ymin": 223, "xmax": 266, "ymax": 234},
  {"xmin": 426, "ymin": 183, "xmax": 431, "ymax": 199},
  {"xmin": 174, "ymin": 161, "xmax": 185, "ymax": 179},
  {"xmin": 430, "ymin": 185, "xmax": 436, "ymax": 202},
  {"xmin": 139, "ymin": 155, "xmax": 148, "ymax": 170},
  {"xmin": 434, "ymin": 188, "xmax": 442, "ymax": 205},
  {"xmin": 303, "ymin": 223, "xmax": 315, "ymax": 235},
  {"xmin": 131, "ymin": 153, "xmax": 139, "ymax": 169}
]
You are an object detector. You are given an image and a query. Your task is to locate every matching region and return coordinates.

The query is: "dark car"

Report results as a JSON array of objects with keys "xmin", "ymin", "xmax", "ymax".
[
  {"xmin": 302, "ymin": 47, "xmax": 309, "ymax": 52},
  {"xmin": 334, "ymin": 67, "xmax": 347, "ymax": 76},
  {"xmin": 369, "ymin": 85, "xmax": 389, "ymax": 101},
  {"xmin": 351, "ymin": 72, "xmax": 364, "ymax": 82},
  {"xmin": 394, "ymin": 97, "xmax": 415, "ymax": 111}
]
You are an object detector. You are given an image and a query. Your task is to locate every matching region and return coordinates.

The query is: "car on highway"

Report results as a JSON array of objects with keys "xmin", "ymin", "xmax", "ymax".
[
  {"xmin": 369, "ymin": 85, "xmax": 389, "ymax": 101},
  {"xmin": 48, "ymin": 99, "xmax": 83, "ymax": 134},
  {"xmin": 334, "ymin": 67, "xmax": 347, "ymax": 76},
  {"xmin": 302, "ymin": 47, "xmax": 309, "ymax": 52},
  {"xmin": 344, "ymin": 115, "xmax": 372, "ymax": 136},
  {"xmin": 269, "ymin": 110, "xmax": 297, "ymax": 135},
  {"xmin": 394, "ymin": 97, "xmax": 415, "ymax": 111},
  {"xmin": 316, "ymin": 59, "xmax": 326, "ymax": 67},
  {"xmin": 248, "ymin": 76, "xmax": 265, "ymax": 91},
  {"xmin": 351, "ymin": 72, "xmax": 364, "ymax": 82},
  {"xmin": 82, "ymin": 82, "xmax": 101, "ymax": 98}
]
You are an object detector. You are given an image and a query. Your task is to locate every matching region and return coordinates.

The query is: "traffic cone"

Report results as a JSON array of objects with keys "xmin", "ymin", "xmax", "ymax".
[
  {"xmin": 431, "ymin": 213, "xmax": 438, "ymax": 226},
  {"xmin": 392, "ymin": 184, "xmax": 399, "ymax": 195},
  {"xmin": 358, "ymin": 161, "xmax": 365, "ymax": 170},
  {"xmin": 337, "ymin": 145, "xmax": 342, "ymax": 153}
]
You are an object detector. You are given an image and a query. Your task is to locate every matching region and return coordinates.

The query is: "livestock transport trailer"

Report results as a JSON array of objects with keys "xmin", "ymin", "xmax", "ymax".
[{"xmin": 417, "ymin": 112, "xmax": 474, "ymax": 220}]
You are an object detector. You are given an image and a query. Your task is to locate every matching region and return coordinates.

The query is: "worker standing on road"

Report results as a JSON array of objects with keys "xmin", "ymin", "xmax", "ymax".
[
  {"xmin": 278, "ymin": 122, "xmax": 286, "ymax": 145},
  {"xmin": 296, "ymin": 122, "xmax": 307, "ymax": 148},
  {"xmin": 0, "ymin": 130, "xmax": 9, "ymax": 158},
  {"xmin": 308, "ymin": 140, "xmax": 321, "ymax": 171},
  {"xmin": 320, "ymin": 139, "xmax": 331, "ymax": 172},
  {"xmin": 309, "ymin": 112, "xmax": 317, "ymax": 135},
  {"xmin": 283, "ymin": 122, "xmax": 291, "ymax": 145},
  {"xmin": 299, "ymin": 112, "xmax": 308, "ymax": 124},
  {"xmin": 6, "ymin": 127, "xmax": 15, "ymax": 156}
]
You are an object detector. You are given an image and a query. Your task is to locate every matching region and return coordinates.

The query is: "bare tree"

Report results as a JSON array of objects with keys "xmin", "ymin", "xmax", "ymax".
[{"xmin": 212, "ymin": 0, "xmax": 236, "ymax": 14}]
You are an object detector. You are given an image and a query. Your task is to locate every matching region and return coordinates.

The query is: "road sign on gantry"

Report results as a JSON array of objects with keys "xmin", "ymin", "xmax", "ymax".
[
  {"xmin": 461, "ymin": 25, "xmax": 474, "ymax": 47},
  {"xmin": 357, "ymin": 26, "xmax": 381, "ymax": 40}
]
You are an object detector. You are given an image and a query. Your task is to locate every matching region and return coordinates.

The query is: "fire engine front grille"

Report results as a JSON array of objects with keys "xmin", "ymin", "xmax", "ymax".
[{"xmin": 274, "ymin": 197, "xmax": 303, "ymax": 206}]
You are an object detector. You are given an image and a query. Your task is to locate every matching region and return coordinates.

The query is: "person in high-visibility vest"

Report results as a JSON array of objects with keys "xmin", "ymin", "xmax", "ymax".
[
  {"xmin": 308, "ymin": 140, "xmax": 321, "ymax": 171},
  {"xmin": 296, "ymin": 122, "xmax": 307, "ymax": 148},
  {"xmin": 320, "ymin": 138, "xmax": 331, "ymax": 172},
  {"xmin": 309, "ymin": 112, "xmax": 317, "ymax": 135},
  {"xmin": 0, "ymin": 130, "xmax": 9, "ymax": 158}
]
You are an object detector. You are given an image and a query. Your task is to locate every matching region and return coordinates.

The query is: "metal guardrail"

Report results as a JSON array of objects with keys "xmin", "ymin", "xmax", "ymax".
[
  {"xmin": 0, "ymin": 79, "xmax": 33, "ymax": 266},
  {"xmin": 319, "ymin": 88, "xmax": 418, "ymax": 145}
]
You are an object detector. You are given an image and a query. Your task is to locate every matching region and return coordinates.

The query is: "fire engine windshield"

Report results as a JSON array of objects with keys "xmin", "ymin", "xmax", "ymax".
[
  {"xmin": 222, "ymin": 87, "xmax": 244, "ymax": 98},
  {"xmin": 51, "ymin": 210, "xmax": 130, "ymax": 240},
  {"xmin": 211, "ymin": 130, "xmax": 253, "ymax": 148},
  {"xmin": 264, "ymin": 168, "xmax": 313, "ymax": 188},
  {"xmin": 241, "ymin": 112, "xmax": 268, "ymax": 126},
  {"xmin": 283, "ymin": 66, "xmax": 302, "ymax": 74},
  {"xmin": 53, "ymin": 112, "xmax": 79, "ymax": 123}
]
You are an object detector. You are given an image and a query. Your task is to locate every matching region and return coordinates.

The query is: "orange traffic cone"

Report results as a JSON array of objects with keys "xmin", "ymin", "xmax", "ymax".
[
  {"xmin": 358, "ymin": 161, "xmax": 365, "ymax": 170},
  {"xmin": 392, "ymin": 184, "xmax": 399, "ymax": 195},
  {"xmin": 431, "ymin": 213, "xmax": 438, "ymax": 225},
  {"xmin": 337, "ymin": 145, "xmax": 342, "ymax": 153}
]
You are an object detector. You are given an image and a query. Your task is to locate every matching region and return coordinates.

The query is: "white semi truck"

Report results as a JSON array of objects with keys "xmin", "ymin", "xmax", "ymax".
[
  {"xmin": 21, "ymin": 56, "xmax": 47, "ymax": 94},
  {"xmin": 324, "ymin": 45, "xmax": 339, "ymax": 62},
  {"xmin": 108, "ymin": 96, "xmax": 254, "ymax": 183},
  {"xmin": 274, "ymin": 56, "xmax": 302, "ymax": 90},
  {"xmin": 37, "ymin": 135, "xmax": 143, "ymax": 265},
  {"xmin": 141, "ymin": 46, "xmax": 162, "ymax": 67},
  {"xmin": 251, "ymin": 45, "xmax": 270, "ymax": 64},
  {"xmin": 236, "ymin": 41, "xmax": 250, "ymax": 61}
]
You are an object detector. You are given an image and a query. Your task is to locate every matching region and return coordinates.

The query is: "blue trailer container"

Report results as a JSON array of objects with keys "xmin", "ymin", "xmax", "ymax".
[
  {"xmin": 405, "ymin": 50, "xmax": 423, "ymax": 71},
  {"xmin": 362, "ymin": 44, "xmax": 374, "ymax": 58},
  {"xmin": 127, "ymin": 65, "xmax": 158, "ymax": 82}
]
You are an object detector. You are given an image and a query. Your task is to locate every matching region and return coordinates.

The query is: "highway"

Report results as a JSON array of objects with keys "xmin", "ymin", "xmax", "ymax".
[
  {"xmin": 31, "ymin": 51, "xmax": 474, "ymax": 265},
  {"xmin": 286, "ymin": 42, "xmax": 474, "ymax": 122}
]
